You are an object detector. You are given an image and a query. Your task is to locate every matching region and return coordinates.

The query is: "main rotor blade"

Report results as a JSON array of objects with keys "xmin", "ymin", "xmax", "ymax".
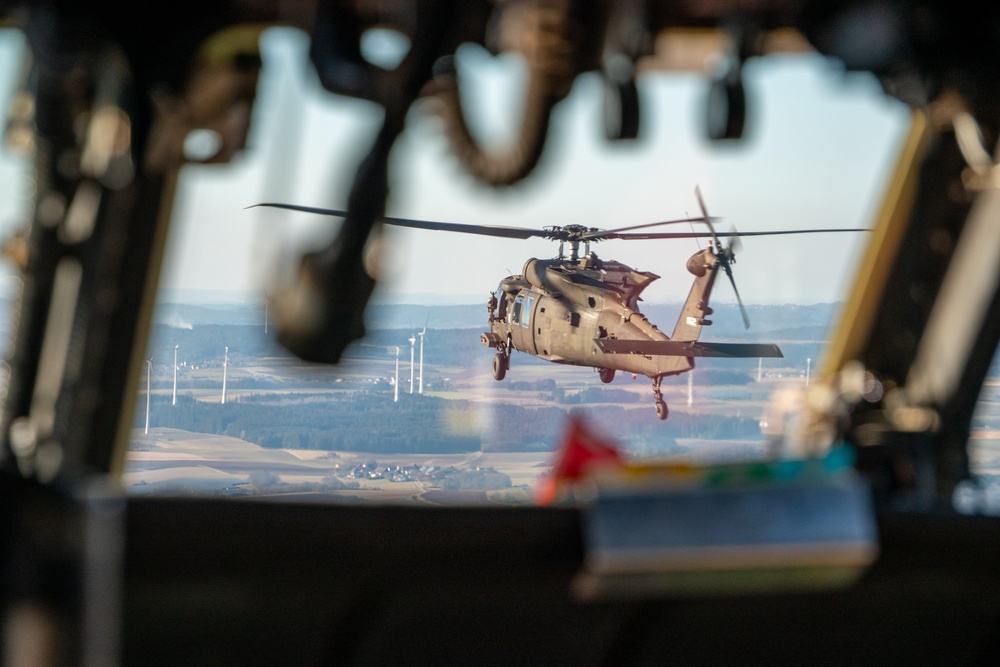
[
  {"xmin": 249, "ymin": 203, "xmax": 547, "ymax": 240},
  {"xmin": 604, "ymin": 228, "xmax": 870, "ymax": 240},
  {"xmin": 582, "ymin": 216, "xmax": 720, "ymax": 239}
]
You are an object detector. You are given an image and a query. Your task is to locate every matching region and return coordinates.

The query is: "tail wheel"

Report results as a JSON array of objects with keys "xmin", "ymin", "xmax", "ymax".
[
  {"xmin": 598, "ymin": 367, "xmax": 616, "ymax": 384},
  {"xmin": 655, "ymin": 400, "xmax": 668, "ymax": 421},
  {"xmin": 492, "ymin": 352, "xmax": 507, "ymax": 381}
]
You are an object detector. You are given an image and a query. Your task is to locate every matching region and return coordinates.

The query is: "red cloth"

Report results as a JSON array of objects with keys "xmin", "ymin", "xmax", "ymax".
[{"xmin": 535, "ymin": 416, "xmax": 623, "ymax": 505}]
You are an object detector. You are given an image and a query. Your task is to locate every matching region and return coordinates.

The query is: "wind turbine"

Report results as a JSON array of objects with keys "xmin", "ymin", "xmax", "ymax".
[
  {"xmin": 418, "ymin": 326, "xmax": 426, "ymax": 394},
  {"xmin": 408, "ymin": 335, "xmax": 416, "ymax": 394},
  {"xmin": 393, "ymin": 346, "xmax": 400, "ymax": 403},
  {"xmin": 144, "ymin": 357, "xmax": 153, "ymax": 434},
  {"xmin": 172, "ymin": 345, "xmax": 179, "ymax": 406},
  {"xmin": 221, "ymin": 345, "xmax": 229, "ymax": 404}
]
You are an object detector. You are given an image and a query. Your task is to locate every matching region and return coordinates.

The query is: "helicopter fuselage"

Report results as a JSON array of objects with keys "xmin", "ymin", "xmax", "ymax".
[
  {"xmin": 252, "ymin": 194, "xmax": 793, "ymax": 419},
  {"xmin": 483, "ymin": 247, "xmax": 722, "ymax": 381}
]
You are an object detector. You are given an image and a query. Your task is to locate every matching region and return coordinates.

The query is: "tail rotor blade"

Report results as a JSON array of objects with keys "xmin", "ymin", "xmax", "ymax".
[
  {"xmin": 723, "ymin": 264, "xmax": 750, "ymax": 329},
  {"xmin": 695, "ymin": 185, "xmax": 721, "ymax": 246},
  {"xmin": 727, "ymin": 229, "xmax": 743, "ymax": 257},
  {"xmin": 697, "ymin": 187, "xmax": 747, "ymax": 327}
]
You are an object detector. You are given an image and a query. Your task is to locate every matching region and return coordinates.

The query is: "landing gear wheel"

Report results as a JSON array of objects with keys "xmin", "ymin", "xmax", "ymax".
[
  {"xmin": 598, "ymin": 367, "xmax": 616, "ymax": 384},
  {"xmin": 492, "ymin": 353, "xmax": 507, "ymax": 381},
  {"xmin": 655, "ymin": 400, "xmax": 668, "ymax": 421}
]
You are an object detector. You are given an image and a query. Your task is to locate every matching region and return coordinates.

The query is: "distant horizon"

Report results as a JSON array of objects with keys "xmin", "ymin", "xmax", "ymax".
[
  {"xmin": 148, "ymin": 293, "xmax": 842, "ymax": 339},
  {"xmin": 155, "ymin": 287, "xmax": 845, "ymax": 309}
]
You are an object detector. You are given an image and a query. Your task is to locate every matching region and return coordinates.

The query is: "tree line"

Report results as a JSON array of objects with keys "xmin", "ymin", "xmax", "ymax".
[{"xmin": 136, "ymin": 391, "xmax": 763, "ymax": 453}]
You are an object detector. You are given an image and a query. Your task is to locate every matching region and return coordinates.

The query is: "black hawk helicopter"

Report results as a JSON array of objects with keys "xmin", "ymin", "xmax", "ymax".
[{"xmin": 252, "ymin": 189, "xmax": 865, "ymax": 419}]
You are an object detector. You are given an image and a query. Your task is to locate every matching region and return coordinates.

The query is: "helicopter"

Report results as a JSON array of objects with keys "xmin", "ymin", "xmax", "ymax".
[{"xmin": 252, "ymin": 189, "xmax": 866, "ymax": 419}]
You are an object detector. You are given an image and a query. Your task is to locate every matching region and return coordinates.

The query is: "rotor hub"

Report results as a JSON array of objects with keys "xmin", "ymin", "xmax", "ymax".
[
  {"xmin": 544, "ymin": 224, "xmax": 604, "ymax": 242},
  {"xmin": 545, "ymin": 224, "xmax": 605, "ymax": 260}
]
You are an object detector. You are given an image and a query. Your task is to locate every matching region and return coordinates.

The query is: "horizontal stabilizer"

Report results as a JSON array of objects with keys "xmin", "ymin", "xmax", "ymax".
[{"xmin": 596, "ymin": 339, "xmax": 783, "ymax": 358}]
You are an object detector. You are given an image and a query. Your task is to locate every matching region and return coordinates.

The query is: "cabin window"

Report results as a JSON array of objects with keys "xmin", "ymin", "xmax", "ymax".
[
  {"xmin": 39, "ymin": 31, "xmax": 900, "ymax": 512},
  {"xmin": 522, "ymin": 296, "xmax": 535, "ymax": 328},
  {"xmin": 511, "ymin": 296, "xmax": 524, "ymax": 324}
]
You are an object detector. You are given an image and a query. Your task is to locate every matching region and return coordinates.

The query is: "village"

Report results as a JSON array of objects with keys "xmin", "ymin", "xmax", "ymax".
[{"xmin": 340, "ymin": 459, "xmax": 513, "ymax": 491}]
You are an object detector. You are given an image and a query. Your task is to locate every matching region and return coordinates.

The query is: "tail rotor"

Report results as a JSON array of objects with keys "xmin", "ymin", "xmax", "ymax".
[{"xmin": 696, "ymin": 186, "xmax": 750, "ymax": 329}]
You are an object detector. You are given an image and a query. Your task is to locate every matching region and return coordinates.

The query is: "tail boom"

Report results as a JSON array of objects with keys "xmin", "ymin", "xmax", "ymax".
[{"xmin": 671, "ymin": 247, "xmax": 721, "ymax": 343}]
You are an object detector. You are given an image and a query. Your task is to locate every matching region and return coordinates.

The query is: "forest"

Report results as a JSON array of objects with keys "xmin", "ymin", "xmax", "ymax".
[
  {"xmin": 135, "ymin": 391, "xmax": 764, "ymax": 454},
  {"xmin": 133, "ymin": 306, "xmax": 821, "ymax": 454}
]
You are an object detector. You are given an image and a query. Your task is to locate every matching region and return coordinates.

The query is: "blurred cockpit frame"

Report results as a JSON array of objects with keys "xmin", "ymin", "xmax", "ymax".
[{"xmin": 3, "ymin": 1, "xmax": 1000, "ymax": 662}]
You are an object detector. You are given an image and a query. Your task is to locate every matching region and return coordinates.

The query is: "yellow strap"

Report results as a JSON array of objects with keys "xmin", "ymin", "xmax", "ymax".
[{"xmin": 820, "ymin": 110, "xmax": 931, "ymax": 380}]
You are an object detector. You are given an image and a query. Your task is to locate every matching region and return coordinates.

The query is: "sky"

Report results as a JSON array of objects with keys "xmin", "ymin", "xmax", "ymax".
[{"xmin": 0, "ymin": 27, "xmax": 911, "ymax": 307}]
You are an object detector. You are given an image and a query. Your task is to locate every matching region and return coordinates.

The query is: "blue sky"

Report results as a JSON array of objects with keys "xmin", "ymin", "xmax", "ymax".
[{"xmin": 0, "ymin": 27, "xmax": 910, "ymax": 306}]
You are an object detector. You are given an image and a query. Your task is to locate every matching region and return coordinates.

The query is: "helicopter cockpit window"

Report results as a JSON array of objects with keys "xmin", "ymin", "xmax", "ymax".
[
  {"xmin": 495, "ymin": 287, "xmax": 507, "ymax": 320},
  {"xmin": 511, "ymin": 296, "xmax": 524, "ymax": 325},
  {"xmin": 45, "ymin": 26, "xmax": 908, "ymax": 504},
  {"xmin": 522, "ymin": 296, "xmax": 534, "ymax": 329}
]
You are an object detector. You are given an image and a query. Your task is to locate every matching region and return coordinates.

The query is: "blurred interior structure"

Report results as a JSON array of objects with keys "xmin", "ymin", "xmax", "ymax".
[{"xmin": 2, "ymin": 1, "xmax": 1000, "ymax": 663}]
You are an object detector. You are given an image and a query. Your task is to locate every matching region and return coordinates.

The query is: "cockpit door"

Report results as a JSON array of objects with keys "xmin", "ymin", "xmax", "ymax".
[
  {"xmin": 510, "ymin": 294, "xmax": 538, "ymax": 355},
  {"xmin": 510, "ymin": 295, "xmax": 524, "ymax": 327}
]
